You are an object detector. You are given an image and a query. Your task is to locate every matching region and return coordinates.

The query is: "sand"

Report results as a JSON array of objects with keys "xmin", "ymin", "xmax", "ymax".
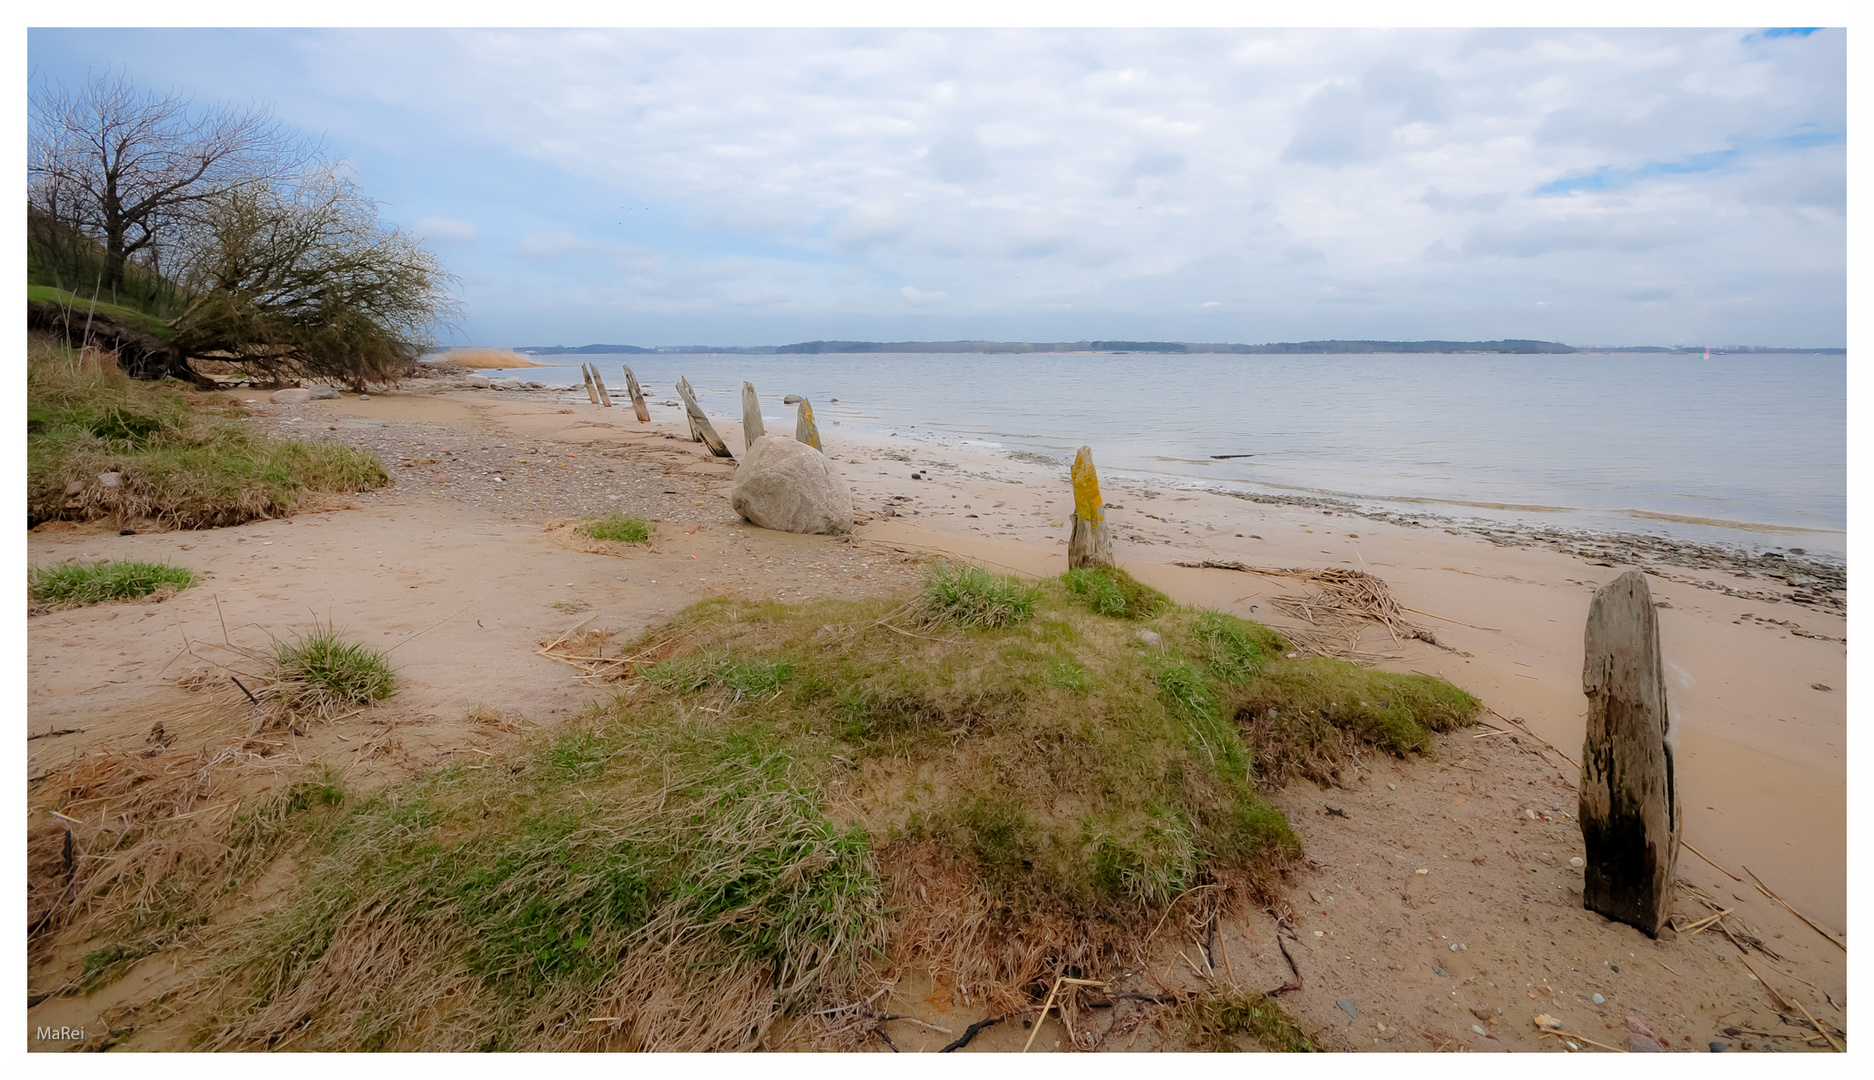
[{"xmin": 25, "ymin": 381, "xmax": 1847, "ymax": 1052}]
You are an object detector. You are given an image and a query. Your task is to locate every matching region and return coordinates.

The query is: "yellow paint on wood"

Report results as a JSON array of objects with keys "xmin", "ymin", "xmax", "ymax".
[{"xmin": 1072, "ymin": 445, "xmax": 1103, "ymax": 524}]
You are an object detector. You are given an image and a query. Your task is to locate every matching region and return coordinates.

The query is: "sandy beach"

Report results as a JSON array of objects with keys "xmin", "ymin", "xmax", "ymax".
[{"xmin": 26, "ymin": 380, "xmax": 1847, "ymax": 1051}]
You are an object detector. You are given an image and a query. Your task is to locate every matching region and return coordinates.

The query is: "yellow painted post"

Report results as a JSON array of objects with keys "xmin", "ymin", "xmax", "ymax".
[
  {"xmin": 795, "ymin": 397, "xmax": 823, "ymax": 452},
  {"xmin": 1067, "ymin": 445, "xmax": 1114, "ymax": 569}
]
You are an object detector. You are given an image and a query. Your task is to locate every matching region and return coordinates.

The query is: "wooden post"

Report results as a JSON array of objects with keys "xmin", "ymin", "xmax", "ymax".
[
  {"xmin": 591, "ymin": 367, "xmax": 615, "ymax": 408},
  {"xmin": 621, "ymin": 364, "xmax": 652, "ymax": 422},
  {"xmin": 1580, "ymin": 569, "xmax": 1681, "ymax": 937},
  {"xmin": 674, "ymin": 376, "xmax": 735, "ymax": 459},
  {"xmin": 741, "ymin": 381, "xmax": 765, "ymax": 449},
  {"xmin": 1067, "ymin": 445, "xmax": 1114, "ymax": 569},
  {"xmin": 580, "ymin": 363, "xmax": 601, "ymax": 405},
  {"xmin": 794, "ymin": 397, "xmax": 822, "ymax": 452}
]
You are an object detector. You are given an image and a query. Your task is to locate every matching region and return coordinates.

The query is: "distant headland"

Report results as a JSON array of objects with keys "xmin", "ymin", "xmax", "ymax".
[{"xmin": 512, "ymin": 339, "xmax": 1844, "ymax": 356}]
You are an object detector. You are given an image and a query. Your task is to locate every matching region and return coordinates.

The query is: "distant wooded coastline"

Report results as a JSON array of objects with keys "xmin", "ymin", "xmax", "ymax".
[{"xmin": 511, "ymin": 338, "xmax": 1844, "ymax": 356}]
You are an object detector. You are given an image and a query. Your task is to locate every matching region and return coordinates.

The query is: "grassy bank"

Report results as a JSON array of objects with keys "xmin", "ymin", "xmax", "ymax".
[
  {"xmin": 26, "ymin": 334, "xmax": 388, "ymax": 528},
  {"xmin": 28, "ymin": 565, "xmax": 1479, "ymax": 1051}
]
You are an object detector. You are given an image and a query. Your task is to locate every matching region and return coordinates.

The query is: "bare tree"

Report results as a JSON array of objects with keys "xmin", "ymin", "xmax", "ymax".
[
  {"xmin": 29, "ymin": 71, "xmax": 312, "ymax": 298},
  {"xmin": 170, "ymin": 164, "xmax": 457, "ymax": 390}
]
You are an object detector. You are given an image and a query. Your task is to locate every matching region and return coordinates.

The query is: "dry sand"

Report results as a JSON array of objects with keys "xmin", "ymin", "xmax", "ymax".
[{"xmin": 24, "ymin": 381, "xmax": 1848, "ymax": 1052}]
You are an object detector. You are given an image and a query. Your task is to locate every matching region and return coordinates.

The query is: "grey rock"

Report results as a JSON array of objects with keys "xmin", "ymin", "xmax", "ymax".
[
  {"xmin": 496, "ymin": 378, "xmax": 525, "ymax": 390},
  {"xmin": 1432, "ymin": 966, "xmax": 1445, "ymax": 977},
  {"xmin": 463, "ymin": 374, "xmax": 492, "ymax": 388},
  {"xmin": 729, "ymin": 434, "xmax": 853, "ymax": 535},
  {"xmin": 1136, "ymin": 629, "xmax": 1162, "ymax": 647},
  {"xmin": 270, "ymin": 387, "xmax": 312, "ymax": 404},
  {"xmin": 97, "ymin": 472, "xmax": 121, "ymax": 488},
  {"xmin": 525, "ymin": 380, "xmax": 545, "ymax": 389},
  {"xmin": 65, "ymin": 480, "xmax": 84, "ymax": 495},
  {"xmin": 1627, "ymin": 1034, "xmax": 1662, "ymax": 1052},
  {"xmin": 1708, "ymin": 1041, "xmax": 1729, "ymax": 1053},
  {"xmin": 307, "ymin": 385, "xmax": 341, "ymax": 400},
  {"xmin": 1592, "ymin": 993, "xmax": 1605, "ymax": 1005},
  {"xmin": 1336, "ymin": 999, "xmax": 1357, "ymax": 1018}
]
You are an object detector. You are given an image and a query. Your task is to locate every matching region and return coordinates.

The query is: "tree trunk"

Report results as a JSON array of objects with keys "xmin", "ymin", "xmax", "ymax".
[
  {"xmin": 591, "ymin": 368, "xmax": 615, "ymax": 408},
  {"xmin": 675, "ymin": 377, "xmax": 735, "ymax": 459},
  {"xmin": 1067, "ymin": 445, "xmax": 1114, "ymax": 569},
  {"xmin": 794, "ymin": 397, "xmax": 822, "ymax": 451},
  {"xmin": 581, "ymin": 364, "xmax": 601, "ymax": 405},
  {"xmin": 622, "ymin": 364, "xmax": 652, "ymax": 422},
  {"xmin": 741, "ymin": 381, "xmax": 765, "ymax": 450},
  {"xmin": 1579, "ymin": 569, "xmax": 1680, "ymax": 937}
]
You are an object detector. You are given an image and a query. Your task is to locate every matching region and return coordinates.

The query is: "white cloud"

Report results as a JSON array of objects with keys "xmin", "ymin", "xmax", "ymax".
[{"xmin": 411, "ymin": 216, "xmax": 479, "ymax": 244}]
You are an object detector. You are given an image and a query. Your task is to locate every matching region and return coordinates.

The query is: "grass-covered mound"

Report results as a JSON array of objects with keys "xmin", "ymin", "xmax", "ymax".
[
  {"xmin": 26, "ymin": 335, "xmax": 387, "ymax": 528},
  {"xmin": 28, "ymin": 558, "xmax": 195, "ymax": 609},
  {"xmin": 149, "ymin": 564, "xmax": 1477, "ymax": 1051},
  {"xmin": 582, "ymin": 512, "xmax": 653, "ymax": 543}
]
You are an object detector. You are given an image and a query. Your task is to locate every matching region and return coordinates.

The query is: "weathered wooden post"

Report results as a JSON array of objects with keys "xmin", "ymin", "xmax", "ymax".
[
  {"xmin": 621, "ymin": 365, "xmax": 652, "ymax": 422},
  {"xmin": 741, "ymin": 381, "xmax": 765, "ymax": 450},
  {"xmin": 674, "ymin": 377, "xmax": 735, "ymax": 459},
  {"xmin": 1067, "ymin": 446, "xmax": 1114, "ymax": 569},
  {"xmin": 1579, "ymin": 569, "xmax": 1681, "ymax": 937},
  {"xmin": 591, "ymin": 367, "xmax": 615, "ymax": 408},
  {"xmin": 794, "ymin": 397, "xmax": 822, "ymax": 452},
  {"xmin": 581, "ymin": 363, "xmax": 601, "ymax": 405}
]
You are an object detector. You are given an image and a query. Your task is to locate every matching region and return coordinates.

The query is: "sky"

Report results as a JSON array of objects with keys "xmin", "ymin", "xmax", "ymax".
[{"xmin": 26, "ymin": 26, "xmax": 1848, "ymax": 349}]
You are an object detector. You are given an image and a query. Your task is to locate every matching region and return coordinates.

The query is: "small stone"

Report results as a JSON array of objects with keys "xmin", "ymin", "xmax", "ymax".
[
  {"xmin": 98, "ymin": 471, "xmax": 121, "ymax": 488},
  {"xmin": 1337, "ymin": 999, "xmax": 1358, "ymax": 1018},
  {"xmin": 1415, "ymin": 868, "xmax": 1429, "ymax": 876},
  {"xmin": 1472, "ymin": 1024, "xmax": 1489, "ymax": 1037},
  {"xmin": 1569, "ymin": 857, "xmax": 1585, "ymax": 868},
  {"xmin": 1627, "ymin": 1034, "xmax": 1662, "ymax": 1052},
  {"xmin": 359, "ymin": 394, "xmax": 371, "ymax": 400},
  {"xmin": 307, "ymin": 385, "xmax": 341, "ymax": 400},
  {"xmin": 1610, "ymin": 964, "xmax": 1620, "ymax": 973},
  {"xmin": 1388, "ymin": 783, "xmax": 1398, "ymax": 790},
  {"xmin": 1811, "ymin": 683, "xmax": 1832, "ymax": 691},
  {"xmin": 1137, "ymin": 629, "xmax": 1162, "ymax": 647},
  {"xmin": 1708, "ymin": 1041, "xmax": 1729, "ymax": 1053},
  {"xmin": 1592, "ymin": 993, "xmax": 1605, "ymax": 1005},
  {"xmin": 1432, "ymin": 966, "xmax": 1445, "ymax": 976},
  {"xmin": 65, "ymin": 480, "xmax": 84, "ymax": 495}
]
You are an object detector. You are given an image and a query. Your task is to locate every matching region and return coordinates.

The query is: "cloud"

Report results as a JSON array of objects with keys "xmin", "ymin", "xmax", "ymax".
[
  {"xmin": 926, "ymin": 131, "xmax": 991, "ymax": 184},
  {"xmin": 517, "ymin": 229, "xmax": 601, "ymax": 260},
  {"xmin": 410, "ymin": 215, "xmax": 479, "ymax": 244},
  {"xmin": 31, "ymin": 27, "xmax": 1842, "ymax": 346}
]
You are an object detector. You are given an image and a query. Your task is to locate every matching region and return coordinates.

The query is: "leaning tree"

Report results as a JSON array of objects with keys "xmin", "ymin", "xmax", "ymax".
[{"xmin": 168, "ymin": 165, "xmax": 456, "ymax": 390}]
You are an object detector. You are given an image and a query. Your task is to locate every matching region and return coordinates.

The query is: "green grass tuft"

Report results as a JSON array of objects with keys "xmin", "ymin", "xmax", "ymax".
[
  {"xmin": 271, "ymin": 623, "xmax": 396, "ymax": 714},
  {"xmin": 1061, "ymin": 565, "xmax": 1170, "ymax": 620},
  {"xmin": 913, "ymin": 562, "xmax": 1039, "ymax": 628},
  {"xmin": 1182, "ymin": 989, "xmax": 1317, "ymax": 1051},
  {"xmin": 583, "ymin": 513, "xmax": 653, "ymax": 543},
  {"xmin": 29, "ymin": 559, "xmax": 194, "ymax": 608}
]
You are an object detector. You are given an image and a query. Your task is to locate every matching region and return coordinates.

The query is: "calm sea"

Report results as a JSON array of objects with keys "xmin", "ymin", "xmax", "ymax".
[{"xmin": 477, "ymin": 352, "xmax": 1846, "ymax": 558}]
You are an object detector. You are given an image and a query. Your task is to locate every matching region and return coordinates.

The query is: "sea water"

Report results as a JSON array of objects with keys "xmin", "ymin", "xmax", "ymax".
[{"xmin": 481, "ymin": 352, "xmax": 1846, "ymax": 558}]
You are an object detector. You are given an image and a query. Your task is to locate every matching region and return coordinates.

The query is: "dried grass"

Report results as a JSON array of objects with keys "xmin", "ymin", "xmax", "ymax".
[{"xmin": 1174, "ymin": 561, "xmax": 1438, "ymax": 658}]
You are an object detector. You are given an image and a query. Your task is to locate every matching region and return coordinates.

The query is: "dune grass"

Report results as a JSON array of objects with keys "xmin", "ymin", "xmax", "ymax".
[
  {"xmin": 28, "ymin": 561, "xmax": 1479, "ymax": 1051},
  {"xmin": 1181, "ymin": 988, "xmax": 1318, "ymax": 1052},
  {"xmin": 29, "ymin": 559, "xmax": 195, "ymax": 609},
  {"xmin": 912, "ymin": 562, "xmax": 1040, "ymax": 627},
  {"xmin": 269, "ymin": 623, "xmax": 397, "ymax": 716},
  {"xmin": 26, "ymin": 334, "xmax": 388, "ymax": 529},
  {"xmin": 1062, "ymin": 565, "xmax": 1170, "ymax": 620},
  {"xmin": 582, "ymin": 513, "xmax": 653, "ymax": 543}
]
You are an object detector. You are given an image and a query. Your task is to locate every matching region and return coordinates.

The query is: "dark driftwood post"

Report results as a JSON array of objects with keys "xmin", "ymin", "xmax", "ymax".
[
  {"xmin": 1580, "ymin": 569, "xmax": 1681, "ymax": 937},
  {"xmin": 581, "ymin": 363, "xmax": 601, "ymax": 405},
  {"xmin": 741, "ymin": 381, "xmax": 765, "ymax": 449},
  {"xmin": 621, "ymin": 364, "xmax": 652, "ymax": 422},
  {"xmin": 1067, "ymin": 445, "xmax": 1114, "ymax": 569},
  {"xmin": 591, "ymin": 368, "xmax": 615, "ymax": 408},
  {"xmin": 793, "ymin": 397, "xmax": 823, "ymax": 451},
  {"xmin": 675, "ymin": 377, "xmax": 735, "ymax": 459}
]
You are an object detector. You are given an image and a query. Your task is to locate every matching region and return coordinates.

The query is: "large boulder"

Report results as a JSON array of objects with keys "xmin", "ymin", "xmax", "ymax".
[
  {"xmin": 270, "ymin": 387, "xmax": 312, "ymax": 404},
  {"xmin": 730, "ymin": 434, "xmax": 853, "ymax": 535},
  {"xmin": 308, "ymin": 385, "xmax": 341, "ymax": 400},
  {"xmin": 463, "ymin": 374, "xmax": 492, "ymax": 388}
]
